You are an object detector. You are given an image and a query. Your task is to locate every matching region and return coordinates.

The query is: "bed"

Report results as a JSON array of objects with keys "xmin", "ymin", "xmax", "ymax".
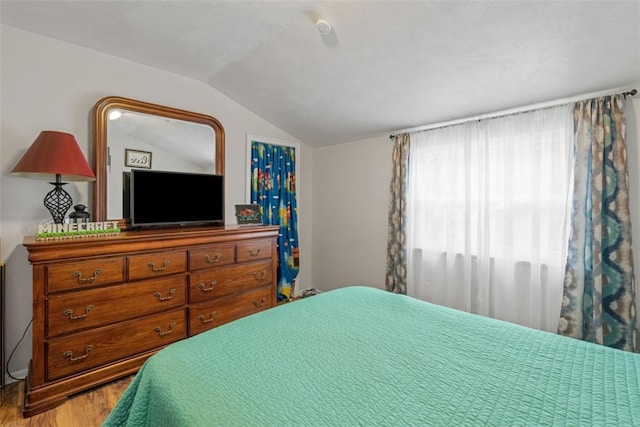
[{"xmin": 103, "ymin": 286, "xmax": 640, "ymax": 426}]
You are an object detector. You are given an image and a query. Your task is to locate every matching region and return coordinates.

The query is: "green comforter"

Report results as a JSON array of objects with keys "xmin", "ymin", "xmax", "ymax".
[{"xmin": 103, "ymin": 286, "xmax": 640, "ymax": 426}]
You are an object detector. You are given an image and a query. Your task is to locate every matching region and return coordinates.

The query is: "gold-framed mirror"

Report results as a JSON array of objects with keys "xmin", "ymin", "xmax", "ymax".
[{"xmin": 92, "ymin": 96, "xmax": 225, "ymax": 223}]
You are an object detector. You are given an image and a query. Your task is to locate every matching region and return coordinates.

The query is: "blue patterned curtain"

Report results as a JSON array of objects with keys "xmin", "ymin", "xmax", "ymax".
[
  {"xmin": 558, "ymin": 95, "xmax": 637, "ymax": 352},
  {"xmin": 250, "ymin": 141, "xmax": 299, "ymax": 301}
]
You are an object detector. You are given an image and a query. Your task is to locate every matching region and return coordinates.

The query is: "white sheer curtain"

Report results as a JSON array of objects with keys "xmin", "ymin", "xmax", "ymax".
[{"xmin": 406, "ymin": 105, "xmax": 573, "ymax": 332}]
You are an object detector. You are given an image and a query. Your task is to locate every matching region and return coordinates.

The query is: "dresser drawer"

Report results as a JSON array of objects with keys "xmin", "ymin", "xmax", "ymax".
[
  {"xmin": 189, "ymin": 260, "xmax": 273, "ymax": 303},
  {"xmin": 189, "ymin": 286, "xmax": 272, "ymax": 335},
  {"xmin": 47, "ymin": 309, "xmax": 186, "ymax": 381},
  {"xmin": 128, "ymin": 250, "xmax": 186, "ymax": 281},
  {"xmin": 47, "ymin": 275, "xmax": 186, "ymax": 338},
  {"xmin": 236, "ymin": 240, "xmax": 273, "ymax": 263},
  {"xmin": 47, "ymin": 258, "xmax": 125, "ymax": 293},
  {"xmin": 189, "ymin": 243, "xmax": 235, "ymax": 270}
]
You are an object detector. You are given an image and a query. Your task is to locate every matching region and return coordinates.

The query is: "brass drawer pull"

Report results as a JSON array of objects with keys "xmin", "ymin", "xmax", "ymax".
[
  {"xmin": 198, "ymin": 312, "xmax": 216, "ymax": 324},
  {"xmin": 154, "ymin": 288, "xmax": 176, "ymax": 301},
  {"xmin": 63, "ymin": 345, "xmax": 94, "ymax": 362},
  {"xmin": 252, "ymin": 297, "xmax": 267, "ymax": 308},
  {"xmin": 204, "ymin": 253, "xmax": 222, "ymax": 264},
  {"xmin": 147, "ymin": 260, "xmax": 170, "ymax": 272},
  {"xmin": 154, "ymin": 322, "xmax": 177, "ymax": 337},
  {"xmin": 72, "ymin": 269, "xmax": 102, "ymax": 284},
  {"xmin": 198, "ymin": 280, "xmax": 217, "ymax": 292},
  {"xmin": 63, "ymin": 305, "xmax": 94, "ymax": 320},
  {"xmin": 251, "ymin": 271, "xmax": 267, "ymax": 280},
  {"xmin": 248, "ymin": 248, "xmax": 262, "ymax": 257}
]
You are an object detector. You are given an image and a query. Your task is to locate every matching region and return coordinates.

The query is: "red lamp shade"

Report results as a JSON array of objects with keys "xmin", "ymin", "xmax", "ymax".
[
  {"xmin": 11, "ymin": 131, "xmax": 96, "ymax": 181},
  {"xmin": 12, "ymin": 131, "xmax": 96, "ymax": 224}
]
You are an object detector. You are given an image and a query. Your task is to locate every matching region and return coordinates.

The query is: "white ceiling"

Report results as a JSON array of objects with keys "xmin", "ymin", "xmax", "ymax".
[{"xmin": 2, "ymin": 1, "xmax": 639, "ymax": 147}]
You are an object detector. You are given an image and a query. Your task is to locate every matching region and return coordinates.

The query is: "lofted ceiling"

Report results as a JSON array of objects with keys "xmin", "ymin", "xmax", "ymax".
[{"xmin": 1, "ymin": 1, "xmax": 639, "ymax": 147}]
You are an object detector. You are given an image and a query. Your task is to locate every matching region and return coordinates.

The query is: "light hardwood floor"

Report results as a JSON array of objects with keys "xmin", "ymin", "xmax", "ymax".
[{"xmin": 0, "ymin": 376, "xmax": 133, "ymax": 427}]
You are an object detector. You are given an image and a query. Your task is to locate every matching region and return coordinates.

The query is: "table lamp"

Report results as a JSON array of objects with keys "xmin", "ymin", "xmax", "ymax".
[{"xmin": 11, "ymin": 131, "xmax": 96, "ymax": 224}]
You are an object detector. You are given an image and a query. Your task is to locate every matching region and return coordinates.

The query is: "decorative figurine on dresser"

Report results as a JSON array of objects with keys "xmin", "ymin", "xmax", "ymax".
[{"xmin": 18, "ymin": 96, "xmax": 278, "ymax": 417}]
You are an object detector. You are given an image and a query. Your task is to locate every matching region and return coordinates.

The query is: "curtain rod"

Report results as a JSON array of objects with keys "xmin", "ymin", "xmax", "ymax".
[{"xmin": 389, "ymin": 87, "xmax": 638, "ymax": 139}]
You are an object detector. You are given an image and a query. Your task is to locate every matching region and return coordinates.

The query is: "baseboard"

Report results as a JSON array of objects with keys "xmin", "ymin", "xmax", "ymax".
[{"xmin": 4, "ymin": 368, "xmax": 27, "ymax": 386}]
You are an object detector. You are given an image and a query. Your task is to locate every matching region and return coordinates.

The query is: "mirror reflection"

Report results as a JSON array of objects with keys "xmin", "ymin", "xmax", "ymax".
[{"xmin": 106, "ymin": 110, "xmax": 216, "ymax": 219}]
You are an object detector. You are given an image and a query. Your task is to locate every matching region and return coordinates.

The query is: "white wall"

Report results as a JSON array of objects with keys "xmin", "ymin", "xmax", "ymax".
[
  {"xmin": 0, "ymin": 25, "xmax": 312, "ymax": 381},
  {"xmin": 312, "ymin": 135, "xmax": 392, "ymax": 292}
]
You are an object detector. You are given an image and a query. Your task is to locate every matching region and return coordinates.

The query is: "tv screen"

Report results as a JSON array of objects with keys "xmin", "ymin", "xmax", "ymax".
[{"xmin": 130, "ymin": 169, "xmax": 224, "ymax": 227}]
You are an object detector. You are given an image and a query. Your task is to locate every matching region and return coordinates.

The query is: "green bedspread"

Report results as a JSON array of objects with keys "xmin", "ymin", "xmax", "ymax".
[{"xmin": 103, "ymin": 286, "xmax": 640, "ymax": 426}]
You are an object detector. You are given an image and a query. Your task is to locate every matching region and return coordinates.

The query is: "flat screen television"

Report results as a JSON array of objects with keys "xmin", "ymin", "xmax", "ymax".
[{"xmin": 130, "ymin": 169, "xmax": 224, "ymax": 228}]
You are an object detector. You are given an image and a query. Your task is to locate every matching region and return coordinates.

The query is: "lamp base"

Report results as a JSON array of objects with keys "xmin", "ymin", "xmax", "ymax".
[{"xmin": 44, "ymin": 182, "xmax": 73, "ymax": 224}]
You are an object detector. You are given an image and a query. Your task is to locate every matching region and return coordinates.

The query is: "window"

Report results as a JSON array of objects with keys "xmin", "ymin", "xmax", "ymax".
[{"xmin": 406, "ymin": 105, "xmax": 573, "ymax": 332}]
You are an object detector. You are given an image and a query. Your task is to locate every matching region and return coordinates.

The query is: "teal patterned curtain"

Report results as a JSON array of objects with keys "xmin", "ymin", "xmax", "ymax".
[
  {"xmin": 250, "ymin": 141, "xmax": 299, "ymax": 301},
  {"xmin": 385, "ymin": 133, "xmax": 410, "ymax": 294},
  {"xmin": 558, "ymin": 95, "xmax": 637, "ymax": 352}
]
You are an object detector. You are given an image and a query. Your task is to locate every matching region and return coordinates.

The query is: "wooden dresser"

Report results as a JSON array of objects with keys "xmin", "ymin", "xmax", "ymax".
[{"xmin": 22, "ymin": 225, "xmax": 278, "ymax": 417}]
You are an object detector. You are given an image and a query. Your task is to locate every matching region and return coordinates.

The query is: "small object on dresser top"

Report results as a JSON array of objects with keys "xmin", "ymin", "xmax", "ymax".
[
  {"xmin": 68, "ymin": 204, "xmax": 91, "ymax": 223},
  {"xmin": 235, "ymin": 204, "xmax": 262, "ymax": 225},
  {"xmin": 35, "ymin": 221, "xmax": 121, "ymax": 240}
]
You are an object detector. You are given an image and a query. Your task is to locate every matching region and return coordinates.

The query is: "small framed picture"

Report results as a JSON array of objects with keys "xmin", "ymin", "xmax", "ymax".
[
  {"xmin": 235, "ymin": 204, "xmax": 262, "ymax": 225},
  {"xmin": 125, "ymin": 149, "xmax": 152, "ymax": 169}
]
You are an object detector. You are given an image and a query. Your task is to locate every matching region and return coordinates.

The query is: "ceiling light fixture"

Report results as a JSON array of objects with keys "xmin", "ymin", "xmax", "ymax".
[{"xmin": 316, "ymin": 18, "xmax": 332, "ymax": 35}]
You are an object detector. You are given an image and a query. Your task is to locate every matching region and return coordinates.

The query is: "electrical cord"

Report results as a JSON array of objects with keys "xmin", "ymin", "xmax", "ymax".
[{"xmin": 5, "ymin": 318, "xmax": 32, "ymax": 382}]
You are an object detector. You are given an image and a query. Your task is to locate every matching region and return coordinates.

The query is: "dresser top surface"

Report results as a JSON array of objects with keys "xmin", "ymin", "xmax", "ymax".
[
  {"xmin": 23, "ymin": 225, "xmax": 279, "ymax": 262},
  {"xmin": 25, "ymin": 224, "xmax": 278, "ymax": 244}
]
